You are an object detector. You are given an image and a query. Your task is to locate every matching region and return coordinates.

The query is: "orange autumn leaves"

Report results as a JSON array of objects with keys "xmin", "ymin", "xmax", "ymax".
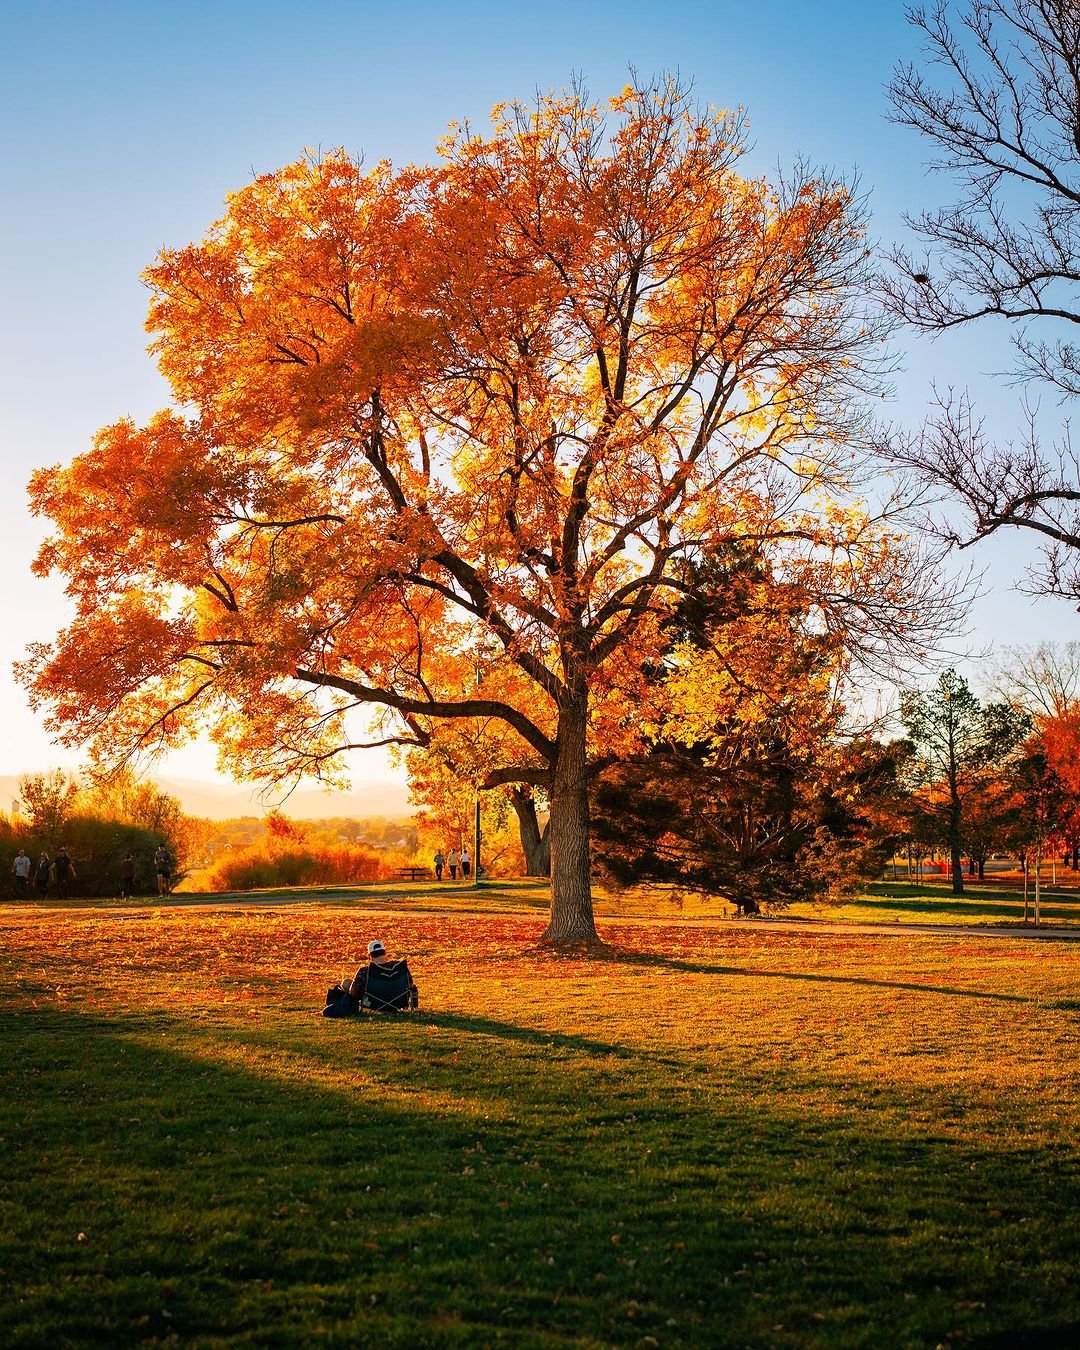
[
  {"xmin": 4, "ymin": 905, "xmax": 1075, "ymax": 1083},
  {"xmin": 21, "ymin": 78, "xmax": 936, "ymax": 941}
]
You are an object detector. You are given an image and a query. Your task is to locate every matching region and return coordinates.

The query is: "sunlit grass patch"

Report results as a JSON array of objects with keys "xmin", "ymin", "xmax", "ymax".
[
  {"xmin": 789, "ymin": 880, "xmax": 1080, "ymax": 929},
  {"xmin": 1, "ymin": 900, "xmax": 1078, "ymax": 1347}
]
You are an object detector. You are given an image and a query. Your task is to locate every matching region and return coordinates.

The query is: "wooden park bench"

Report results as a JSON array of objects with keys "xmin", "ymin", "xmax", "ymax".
[{"xmin": 397, "ymin": 866, "xmax": 430, "ymax": 882}]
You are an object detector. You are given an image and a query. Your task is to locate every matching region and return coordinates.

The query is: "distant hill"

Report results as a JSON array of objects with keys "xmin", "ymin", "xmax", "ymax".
[{"xmin": 0, "ymin": 773, "xmax": 414, "ymax": 823}]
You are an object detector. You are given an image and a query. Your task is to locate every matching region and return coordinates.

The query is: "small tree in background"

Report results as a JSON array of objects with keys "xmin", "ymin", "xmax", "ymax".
[
  {"xmin": 1005, "ymin": 746, "xmax": 1068, "ymax": 923},
  {"xmin": 18, "ymin": 770, "xmax": 80, "ymax": 839},
  {"xmin": 900, "ymin": 669, "xmax": 1030, "ymax": 893},
  {"xmin": 995, "ymin": 643, "xmax": 1080, "ymax": 867}
]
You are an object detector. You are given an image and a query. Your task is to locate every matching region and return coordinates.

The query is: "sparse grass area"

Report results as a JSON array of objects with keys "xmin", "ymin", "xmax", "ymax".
[{"xmin": 1, "ymin": 892, "xmax": 1078, "ymax": 1347}]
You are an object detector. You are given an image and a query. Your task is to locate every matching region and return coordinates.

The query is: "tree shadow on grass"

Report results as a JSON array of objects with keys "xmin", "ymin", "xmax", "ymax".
[
  {"xmin": 3, "ymin": 1007, "xmax": 1079, "ymax": 1348},
  {"xmin": 404, "ymin": 1010, "xmax": 636, "ymax": 1060},
  {"xmin": 849, "ymin": 892, "xmax": 1080, "ymax": 922},
  {"xmin": 598, "ymin": 950, "xmax": 1032, "ymax": 1004}
]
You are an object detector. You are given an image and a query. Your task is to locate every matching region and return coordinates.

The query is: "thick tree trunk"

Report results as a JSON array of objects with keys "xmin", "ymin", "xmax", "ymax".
[
  {"xmin": 511, "ymin": 788, "xmax": 551, "ymax": 877},
  {"xmin": 541, "ymin": 693, "xmax": 599, "ymax": 945}
]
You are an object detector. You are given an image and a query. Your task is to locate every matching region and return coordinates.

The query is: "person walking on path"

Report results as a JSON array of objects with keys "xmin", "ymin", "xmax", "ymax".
[
  {"xmin": 52, "ymin": 847, "xmax": 75, "ymax": 900},
  {"xmin": 447, "ymin": 847, "xmax": 460, "ymax": 880},
  {"xmin": 433, "ymin": 848, "xmax": 445, "ymax": 881},
  {"xmin": 119, "ymin": 852, "xmax": 136, "ymax": 900},
  {"xmin": 34, "ymin": 852, "xmax": 50, "ymax": 899},
  {"xmin": 154, "ymin": 844, "xmax": 173, "ymax": 896},
  {"xmin": 460, "ymin": 848, "xmax": 471, "ymax": 879},
  {"xmin": 12, "ymin": 849, "xmax": 32, "ymax": 898}
]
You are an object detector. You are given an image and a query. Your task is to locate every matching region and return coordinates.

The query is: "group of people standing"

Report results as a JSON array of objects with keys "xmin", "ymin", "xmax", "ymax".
[
  {"xmin": 9, "ymin": 843, "xmax": 175, "ymax": 899},
  {"xmin": 432, "ymin": 846, "xmax": 471, "ymax": 881},
  {"xmin": 11, "ymin": 847, "xmax": 75, "ymax": 899}
]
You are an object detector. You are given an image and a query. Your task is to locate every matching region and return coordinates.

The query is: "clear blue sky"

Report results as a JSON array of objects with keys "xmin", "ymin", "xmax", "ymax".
[{"xmin": 2, "ymin": 0, "xmax": 1073, "ymax": 786}]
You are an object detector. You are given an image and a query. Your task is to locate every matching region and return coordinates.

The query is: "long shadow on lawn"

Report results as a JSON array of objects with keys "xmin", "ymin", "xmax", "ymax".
[
  {"xmin": 853, "ymin": 893, "xmax": 1080, "ymax": 921},
  {"xmin": 605, "ymin": 951, "xmax": 1032, "ymax": 1004},
  {"xmin": 419, "ymin": 1011, "xmax": 636, "ymax": 1059},
  {"xmin": 4, "ymin": 1007, "xmax": 1080, "ymax": 1348}
]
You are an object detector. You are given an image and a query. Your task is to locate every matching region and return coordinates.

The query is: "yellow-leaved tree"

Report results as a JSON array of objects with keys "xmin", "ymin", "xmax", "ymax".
[{"xmin": 22, "ymin": 78, "xmax": 952, "ymax": 944}]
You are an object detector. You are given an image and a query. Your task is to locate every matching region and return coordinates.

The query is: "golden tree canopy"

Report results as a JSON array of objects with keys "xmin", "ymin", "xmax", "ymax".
[{"xmin": 23, "ymin": 78, "xmax": 950, "ymax": 941}]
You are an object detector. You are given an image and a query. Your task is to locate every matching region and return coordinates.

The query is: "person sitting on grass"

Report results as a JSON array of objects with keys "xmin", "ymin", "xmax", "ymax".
[{"xmin": 323, "ymin": 939, "xmax": 418, "ymax": 1016}]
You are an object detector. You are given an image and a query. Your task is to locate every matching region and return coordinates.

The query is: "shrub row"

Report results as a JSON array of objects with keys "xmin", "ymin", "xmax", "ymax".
[{"xmin": 202, "ymin": 841, "xmax": 385, "ymax": 892}]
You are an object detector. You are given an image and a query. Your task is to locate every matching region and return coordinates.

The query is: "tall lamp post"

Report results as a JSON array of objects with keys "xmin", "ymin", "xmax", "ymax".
[
  {"xmin": 473, "ymin": 795, "xmax": 482, "ymax": 885},
  {"xmin": 471, "ymin": 642, "xmax": 493, "ymax": 886}
]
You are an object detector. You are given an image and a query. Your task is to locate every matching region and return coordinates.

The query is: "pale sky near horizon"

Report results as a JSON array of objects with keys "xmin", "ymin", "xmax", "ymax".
[{"xmin": 2, "ymin": 0, "xmax": 1077, "ymax": 794}]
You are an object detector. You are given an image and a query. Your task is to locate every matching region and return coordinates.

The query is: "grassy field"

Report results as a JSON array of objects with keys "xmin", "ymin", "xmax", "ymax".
[
  {"xmin": 789, "ymin": 880, "xmax": 1080, "ymax": 930},
  {"xmin": 1, "ymin": 888, "xmax": 1078, "ymax": 1348},
  {"xmin": 49, "ymin": 871, "xmax": 1080, "ymax": 930}
]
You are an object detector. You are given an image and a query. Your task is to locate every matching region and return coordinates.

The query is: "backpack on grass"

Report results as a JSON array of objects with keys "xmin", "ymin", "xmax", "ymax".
[{"xmin": 321, "ymin": 985, "xmax": 359, "ymax": 1018}]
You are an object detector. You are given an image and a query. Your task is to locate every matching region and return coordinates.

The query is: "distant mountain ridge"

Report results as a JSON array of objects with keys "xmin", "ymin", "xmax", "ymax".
[{"xmin": 0, "ymin": 773, "xmax": 414, "ymax": 822}]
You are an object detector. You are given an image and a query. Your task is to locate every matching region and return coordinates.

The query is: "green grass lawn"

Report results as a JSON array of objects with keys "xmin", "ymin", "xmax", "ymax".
[
  {"xmin": 1, "ymin": 894, "xmax": 1078, "ymax": 1347},
  {"xmin": 47, "ymin": 869, "xmax": 1080, "ymax": 931},
  {"xmin": 786, "ymin": 880, "xmax": 1080, "ymax": 930}
]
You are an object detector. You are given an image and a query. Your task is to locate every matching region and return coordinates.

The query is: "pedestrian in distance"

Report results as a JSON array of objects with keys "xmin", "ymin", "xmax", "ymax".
[
  {"xmin": 34, "ymin": 852, "xmax": 50, "ymax": 899},
  {"xmin": 119, "ymin": 852, "xmax": 136, "ymax": 900},
  {"xmin": 154, "ymin": 843, "xmax": 173, "ymax": 896},
  {"xmin": 433, "ymin": 848, "xmax": 445, "ymax": 881},
  {"xmin": 12, "ymin": 848, "xmax": 32, "ymax": 898},
  {"xmin": 447, "ymin": 847, "xmax": 460, "ymax": 880},
  {"xmin": 460, "ymin": 847, "xmax": 471, "ymax": 879},
  {"xmin": 52, "ymin": 847, "xmax": 75, "ymax": 900}
]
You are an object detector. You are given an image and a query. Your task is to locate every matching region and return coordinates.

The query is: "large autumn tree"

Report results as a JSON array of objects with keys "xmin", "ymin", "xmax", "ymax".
[{"xmin": 22, "ymin": 79, "xmax": 950, "ymax": 944}]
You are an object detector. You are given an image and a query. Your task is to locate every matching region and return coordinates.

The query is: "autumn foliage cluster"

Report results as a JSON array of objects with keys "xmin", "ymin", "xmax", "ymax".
[
  {"xmin": 22, "ymin": 77, "xmax": 955, "ymax": 939},
  {"xmin": 191, "ymin": 811, "xmax": 380, "ymax": 892}
]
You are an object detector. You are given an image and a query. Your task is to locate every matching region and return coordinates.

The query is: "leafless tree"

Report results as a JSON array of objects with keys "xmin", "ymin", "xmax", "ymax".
[
  {"xmin": 882, "ymin": 2, "xmax": 1080, "ymax": 597},
  {"xmin": 990, "ymin": 638, "xmax": 1080, "ymax": 712}
]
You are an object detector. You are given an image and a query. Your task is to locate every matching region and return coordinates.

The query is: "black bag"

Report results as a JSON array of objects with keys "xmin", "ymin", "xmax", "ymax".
[{"xmin": 321, "ymin": 985, "xmax": 358, "ymax": 1018}]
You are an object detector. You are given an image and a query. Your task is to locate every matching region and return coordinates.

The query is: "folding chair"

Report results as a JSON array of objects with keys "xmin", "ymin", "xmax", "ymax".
[{"xmin": 360, "ymin": 960, "xmax": 418, "ymax": 1012}]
